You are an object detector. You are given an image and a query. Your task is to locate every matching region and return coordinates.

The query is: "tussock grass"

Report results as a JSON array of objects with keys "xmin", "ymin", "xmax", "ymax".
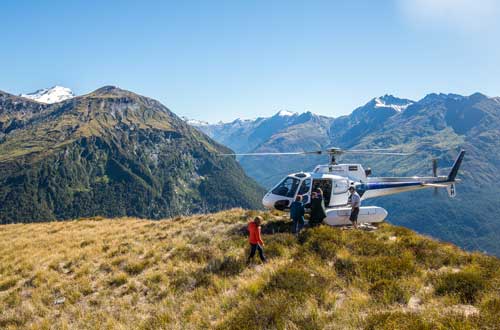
[{"xmin": 0, "ymin": 209, "xmax": 499, "ymax": 329}]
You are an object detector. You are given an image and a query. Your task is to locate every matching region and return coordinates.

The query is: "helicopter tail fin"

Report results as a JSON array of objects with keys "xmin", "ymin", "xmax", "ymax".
[{"xmin": 447, "ymin": 150, "xmax": 465, "ymax": 182}]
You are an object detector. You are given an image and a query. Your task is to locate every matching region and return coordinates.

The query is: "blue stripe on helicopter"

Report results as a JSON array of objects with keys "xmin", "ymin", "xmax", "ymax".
[{"xmin": 365, "ymin": 181, "xmax": 423, "ymax": 190}]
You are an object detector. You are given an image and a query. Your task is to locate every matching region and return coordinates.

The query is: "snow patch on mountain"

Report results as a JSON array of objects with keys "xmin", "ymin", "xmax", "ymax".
[
  {"xmin": 374, "ymin": 96, "xmax": 413, "ymax": 112},
  {"xmin": 182, "ymin": 117, "xmax": 210, "ymax": 126},
  {"xmin": 276, "ymin": 110, "xmax": 297, "ymax": 117},
  {"xmin": 21, "ymin": 86, "xmax": 75, "ymax": 104}
]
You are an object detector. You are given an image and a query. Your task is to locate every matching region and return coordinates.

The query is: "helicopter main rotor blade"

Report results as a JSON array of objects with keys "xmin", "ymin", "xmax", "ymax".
[
  {"xmin": 219, "ymin": 151, "xmax": 323, "ymax": 156},
  {"xmin": 343, "ymin": 151, "xmax": 412, "ymax": 156}
]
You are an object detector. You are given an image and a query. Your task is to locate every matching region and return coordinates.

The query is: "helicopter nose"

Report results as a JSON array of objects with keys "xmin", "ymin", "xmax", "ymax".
[{"xmin": 262, "ymin": 193, "xmax": 274, "ymax": 209}]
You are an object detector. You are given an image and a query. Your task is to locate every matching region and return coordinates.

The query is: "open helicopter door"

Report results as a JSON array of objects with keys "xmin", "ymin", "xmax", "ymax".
[
  {"xmin": 312, "ymin": 179, "xmax": 333, "ymax": 206},
  {"xmin": 447, "ymin": 183, "xmax": 457, "ymax": 198}
]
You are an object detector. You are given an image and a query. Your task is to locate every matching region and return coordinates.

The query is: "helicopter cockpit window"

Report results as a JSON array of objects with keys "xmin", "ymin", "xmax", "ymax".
[
  {"xmin": 332, "ymin": 179, "xmax": 349, "ymax": 194},
  {"xmin": 272, "ymin": 177, "xmax": 300, "ymax": 198}
]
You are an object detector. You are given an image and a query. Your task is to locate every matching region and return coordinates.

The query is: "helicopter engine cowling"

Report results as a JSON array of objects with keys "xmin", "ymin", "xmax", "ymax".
[{"xmin": 323, "ymin": 206, "xmax": 387, "ymax": 226}]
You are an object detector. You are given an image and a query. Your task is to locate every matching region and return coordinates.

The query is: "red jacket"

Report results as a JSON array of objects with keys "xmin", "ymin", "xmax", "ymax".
[{"xmin": 248, "ymin": 221, "xmax": 264, "ymax": 245}]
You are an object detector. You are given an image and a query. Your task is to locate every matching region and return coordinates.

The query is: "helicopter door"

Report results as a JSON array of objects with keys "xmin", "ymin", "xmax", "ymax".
[
  {"xmin": 311, "ymin": 179, "xmax": 333, "ymax": 206},
  {"xmin": 330, "ymin": 178, "xmax": 350, "ymax": 206},
  {"xmin": 297, "ymin": 178, "xmax": 311, "ymax": 204}
]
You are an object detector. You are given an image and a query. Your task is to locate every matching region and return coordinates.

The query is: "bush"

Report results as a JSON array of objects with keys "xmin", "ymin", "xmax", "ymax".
[
  {"xmin": 217, "ymin": 292, "xmax": 324, "ymax": 330},
  {"xmin": 435, "ymin": 270, "xmax": 485, "ymax": 304},
  {"xmin": 0, "ymin": 277, "xmax": 17, "ymax": 291},
  {"xmin": 334, "ymin": 256, "xmax": 357, "ymax": 281},
  {"xmin": 399, "ymin": 236, "xmax": 465, "ymax": 269},
  {"xmin": 369, "ymin": 279, "xmax": 409, "ymax": 305},
  {"xmin": 299, "ymin": 226, "xmax": 343, "ymax": 260},
  {"xmin": 206, "ymin": 256, "xmax": 245, "ymax": 277},
  {"xmin": 364, "ymin": 311, "xmax": 432, "ymax": 330},
  {"xmin": 264, "ymin": 266, "xmax": 325, "ymax": 301},
  {"xmin": 123, "ymin": 260, "xmax": 150, "ymax": 275},
  {"xmin": 264, "ymin": 234, "xmax": 296, "ymax": 258},
  {"xmin": 108, "ymin": 273, "xmax": 128, "ymax": 287},
  {"xmin": 358, "ymin": 253, "xmax": 416, "ymax": 283}
]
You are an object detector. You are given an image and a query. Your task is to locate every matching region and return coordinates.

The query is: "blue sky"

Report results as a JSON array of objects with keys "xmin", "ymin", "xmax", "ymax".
[{"xmin": 1, "ymin": 0, "xmax": 499, "ymax": 122}]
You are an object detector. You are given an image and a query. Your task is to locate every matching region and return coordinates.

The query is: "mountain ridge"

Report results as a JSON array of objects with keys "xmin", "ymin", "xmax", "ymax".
[{"xmin": 0, "ymin": 86, "xmax": 265, "ymax": 223}]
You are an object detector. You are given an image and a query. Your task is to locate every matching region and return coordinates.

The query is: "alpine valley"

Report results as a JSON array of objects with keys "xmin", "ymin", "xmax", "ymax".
[
  {"xmin": 192, "ymin": 93, "xmax": 500, "ymax": 256},
  {"xmin": 0, "ymin": 86, "xmax": 264, "ymax": 223}
]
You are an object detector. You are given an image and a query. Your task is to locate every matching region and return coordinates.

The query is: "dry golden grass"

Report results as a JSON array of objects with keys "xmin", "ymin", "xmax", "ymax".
[{"xmin": 0, "ymin": 209, "xmax": 499, "ymax": 330}]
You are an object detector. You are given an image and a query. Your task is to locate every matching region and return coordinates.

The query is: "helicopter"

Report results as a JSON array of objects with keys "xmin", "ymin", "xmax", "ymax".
[{"xmin": 222, "ymin": 148, "xmax": 465, "ymax": 226}]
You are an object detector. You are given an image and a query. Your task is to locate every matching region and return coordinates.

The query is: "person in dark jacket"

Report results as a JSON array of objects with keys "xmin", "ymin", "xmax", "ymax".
[
  {"xmin": 310, "ymin": 188, "xmax": 327, "ymax": 227},
  {"xmin": 247, "ymin": 216, "xmax": 266, "ymax": 263},
  {"xmin": 289, "ymin": 195, "xmax": 305, "ymax": 234}
]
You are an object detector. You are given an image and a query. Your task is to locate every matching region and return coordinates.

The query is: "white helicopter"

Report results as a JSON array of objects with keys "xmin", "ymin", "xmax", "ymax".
[{"xmin": 223, "ymin": 148, "xmax": 465, "ymax": 226}]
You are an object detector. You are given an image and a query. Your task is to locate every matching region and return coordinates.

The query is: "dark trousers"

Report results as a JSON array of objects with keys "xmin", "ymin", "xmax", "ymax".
[
  {"xmin": 350, "ymin": 207, "xmax": 360, "ymax": 223},
  {"xmin": 292, "ymin": 219, "xmax": 304, "ymax": 234},
  {"xmin": 248, "ymin": 244, "xmax": 266, "ymax": 262}
]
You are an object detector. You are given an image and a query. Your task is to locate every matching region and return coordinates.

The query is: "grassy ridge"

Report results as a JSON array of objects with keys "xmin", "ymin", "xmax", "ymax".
[{"xmin": 1, "ymin": 209, "xmax": 499, "ymax": 329}]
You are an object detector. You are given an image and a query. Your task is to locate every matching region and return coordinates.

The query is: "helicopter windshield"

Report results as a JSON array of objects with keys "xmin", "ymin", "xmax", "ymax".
[{"xmin": 272, "ymin": 177, "xmax": 300, "ymax": 198}]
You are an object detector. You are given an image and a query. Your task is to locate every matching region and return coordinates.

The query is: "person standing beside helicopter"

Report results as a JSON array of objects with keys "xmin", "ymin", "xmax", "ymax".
[
  {"xmin": 310, "ymin": 188, "xmax": 327, "ymax": 227},
  {"xmin": 290, "ymin": 195, "xmax": 305, "ymax": 234},
  {"xmin": 349, "ymin": 186, "xmax": 361, "ymax": 229}
]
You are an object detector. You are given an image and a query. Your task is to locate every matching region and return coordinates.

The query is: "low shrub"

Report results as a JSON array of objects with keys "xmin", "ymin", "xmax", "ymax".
[
  {"xmin": 108, "ymin": 273, "xmax": 128, "ymax": 287},
  {"xmin": 264, "ymin": 266, "xmax": 325, "ymax": 301},
  {"xmin": 217, "ymin": 292, "xmax": 324, "ymax": 330},
  {"xmin": 435, "ymin": 270, "xmax": 485, "ymax": 304},
  {"xmin": 0, "ymin": 277, "xmax": 18, "ymax": 291},
  {"xmin": 206, "ymin": 256, "xmax": 245, "ymax": 277},
  {"xmin": 364, "ymin": 311, "xmax": 432, "ymax": 330},
  {"xmin": 358, "ymin": 253, "xmax": 416, "ymax": 283},
  {"xmin": 369, "ymin": 279, "xmax": 409, "ymax": 305},
  {"xmin": 123, "ymin": 260, "xmax": 150, "ymax": 275},
  {"xmin": 334, "ymin": 256, "xmax": 357, "ymax": 281},
  {"xmin": 299, "ymin": 226, "xmax": 343, "ymax": 260}
]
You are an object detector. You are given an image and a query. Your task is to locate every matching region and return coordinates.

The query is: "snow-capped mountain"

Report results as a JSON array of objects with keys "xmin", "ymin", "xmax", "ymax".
[{"xmin": 20, "ymin": 86, "xmax": 75, "ymax": 104}]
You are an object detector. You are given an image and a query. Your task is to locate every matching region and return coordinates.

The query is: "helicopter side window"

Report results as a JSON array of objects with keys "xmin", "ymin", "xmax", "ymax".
[
  {"xmin": 332, "ymin": 179, "xmax": 349, "ymax": 194},
  {"xmin": 272, "ymin": 177, "xmax": 300, "ymax": 198}
]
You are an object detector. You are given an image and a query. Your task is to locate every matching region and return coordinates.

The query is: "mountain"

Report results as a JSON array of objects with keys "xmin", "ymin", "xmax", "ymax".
[
  {"xmin": 0, "ymin": 86, "xmax": 264, "ymax": 223},
  {"xmin": 1, "ymin": 209, "xmax": 499, "ymax": 329},
  {"xmin": 194, "ymin": 110, "xmax": 334, "ymax": 153},
  {"xmin": 190, "ymin": 93, "xmax": 500, "ymax": 256},
  {"xmin": 20, "ymin": 85, "xmax": 75, "ymax": 104}
]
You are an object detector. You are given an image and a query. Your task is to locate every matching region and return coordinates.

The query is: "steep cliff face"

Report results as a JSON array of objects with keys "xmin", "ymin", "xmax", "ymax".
[{"xmin": 0, "ymin": 86, "xmax": 264, "ymax": 223}]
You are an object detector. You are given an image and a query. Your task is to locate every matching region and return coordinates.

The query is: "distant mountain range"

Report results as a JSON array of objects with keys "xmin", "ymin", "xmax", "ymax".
[
  {"xmin": 0, "ymin": 86, "xmax": 264, "ymax": 223},
  {"xmin": 191, "ymin": 93, "xmax": 500, "ymax": 256}
]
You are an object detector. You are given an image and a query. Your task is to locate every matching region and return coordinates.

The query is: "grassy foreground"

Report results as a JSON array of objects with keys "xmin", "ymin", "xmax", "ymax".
[{"xmin": 1, "ymin": 209, "xmax": 500, "ymax": 330}]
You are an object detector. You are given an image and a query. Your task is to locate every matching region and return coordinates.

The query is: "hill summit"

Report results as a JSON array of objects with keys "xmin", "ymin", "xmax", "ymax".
[
  {"xmin": 0, "ymin": 209, "xmax": 499, "ymax": 329},
  {"xmin": 0, "ymin": 86, "xmax": 264, "ymax": 223}
]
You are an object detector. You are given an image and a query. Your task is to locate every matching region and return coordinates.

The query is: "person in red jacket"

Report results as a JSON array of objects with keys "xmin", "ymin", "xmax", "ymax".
[{"xmin": 247, "ymin": 216, "xmax": 267, "ymax": 263}]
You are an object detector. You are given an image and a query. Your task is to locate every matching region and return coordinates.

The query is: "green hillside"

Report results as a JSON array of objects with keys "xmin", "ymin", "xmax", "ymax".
[
  {"xmin": 0, "ymin": 87, "xmax": 264, "ymax": 223},
  {"xmin": 1, "ymin": 209, "xmax": 499, "ymax": 329}
]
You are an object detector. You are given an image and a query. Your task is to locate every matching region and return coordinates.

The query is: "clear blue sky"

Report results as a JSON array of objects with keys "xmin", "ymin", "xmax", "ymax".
[{"xmin": 1, "ymin": 0, "xmax": 499, "ymax": 122}]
